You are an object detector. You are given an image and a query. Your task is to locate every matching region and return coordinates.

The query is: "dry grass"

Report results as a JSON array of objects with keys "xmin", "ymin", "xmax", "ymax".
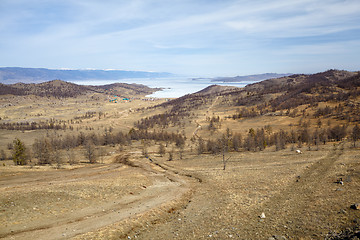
[
  {"xmin": 134, "ymin": 144, "xmax": 360, "ymax": 240},
  {"xmin": 1, "ymin": 92, "xmax": 359, "ymax": 240}
]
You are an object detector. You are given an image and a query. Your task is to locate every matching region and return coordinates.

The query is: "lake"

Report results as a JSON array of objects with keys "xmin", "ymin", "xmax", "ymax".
[{"xmin": 70, "ymin": 77, "xmax": 251, "ymax": 98}]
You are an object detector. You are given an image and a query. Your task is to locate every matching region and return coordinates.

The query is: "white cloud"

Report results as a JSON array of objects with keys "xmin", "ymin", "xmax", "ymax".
[
  {"xmin": 274, "ymin": 40, "xmax": 360, "ymax": 55},
  {"xmin": 1, "ymin": 0, "xmax": 360, "ymax": 75},
  {"xmin": 224, "ymin": 0, "xmax": 360, "ymax": 37}
]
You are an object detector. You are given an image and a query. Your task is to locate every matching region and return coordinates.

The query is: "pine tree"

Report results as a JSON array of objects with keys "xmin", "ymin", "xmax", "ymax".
[{"xmin": 12, "ymin": 138, "xmax": 27, "ymax": 165}]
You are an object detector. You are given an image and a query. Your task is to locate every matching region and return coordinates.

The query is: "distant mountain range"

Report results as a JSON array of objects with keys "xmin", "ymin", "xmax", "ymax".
[
  {"xmin": 211, "ymin": 73, "xmax": 292, "ymax": 83},
  {"xmin": 0, "ymin": 67, "xmax": 293, "ymax": 85},
  {"xmin": 0, "ymin": 67, "xmax": 174, "ymax": 84}
]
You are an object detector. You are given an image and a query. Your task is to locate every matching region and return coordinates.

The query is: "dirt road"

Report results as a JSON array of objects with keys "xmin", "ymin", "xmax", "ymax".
[
  {"xmin": 1, "ymin": 145, "xmax": 359, "ymax": 239},
  {"xmin": 192, "ymin": 96, "xmax": 220, "ymax": 138},
  {"xmin": 242, "ymin": 144, "xmax": 349, "ymax": 238},
  {"xmin": 0, "ymin": 158, "xmax": 192, "ymax": 240},
  {"xmin": 131, "ymin": 145, "xmax": 360, "ymax": 239}
]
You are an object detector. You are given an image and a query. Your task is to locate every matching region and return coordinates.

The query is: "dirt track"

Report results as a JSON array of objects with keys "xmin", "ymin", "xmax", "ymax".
[
  {"xmin": 240, "ymin": 144, "xmax": 350, "ymax": 238},
  {"xmin": 257, "ymin": 146, "xmax": 346, "ymax": 235},
  {"xmin": 132, "ymin": 145, "xmax": 360, "ymax": 239},
  {"xmin": 1, "ymin": 145, "xmax": 359, "ymax": 239},
  {"xmin": 0, "ymin": 158, "xmax": 192, "ymax": 240}
]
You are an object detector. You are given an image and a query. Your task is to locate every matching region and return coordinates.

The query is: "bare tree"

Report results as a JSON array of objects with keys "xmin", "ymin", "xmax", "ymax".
[
  {"xmin": 232, "ymin": 133, "xmax": 242, "ymax": 152},
  {"xmin": 66, "ymin": 149, "xmax": 77, "ymax": 165},
  {"xmin": 218, "ymin": 134, "xmax": 231, "ymax": 170},
  {"xmin": 98, "ymin": 147, "xmax": 107, "ymax": 164},
  {"xmin": 0, "ymin": 149, "xmax": 6, "ymax": 160},
  {"xmin": 221, "ymin": 140, "xmax": 231, "ymax": 170},
  {"xmin": 141, "ymin": 140, "xmax": 149, "ymax": 158},
  {"xmin": 158, "ymin": 143, "xmax": 166, "ymax": 156},
  {"xmin": 197, "ymin": 138, "xmax": 206, "ymax": 155},
  {"xmin": 319, "ymin": 128, "xmax": 328, "ymax": 144},
  {"xmin": 33, "ymin": 138, "xmax": 52, "ymax": 165},
  {"xmin": 84, "ymin": 141, "xmax": 97, "ymax": 163},
  {"xmin": 351, "ymin": 124, "xmax": 360, "ymax": 147},
  {"xmin": 312, "ymin": 129, "xmax": 320, "ymax": 151},
  {"xmin": 178, "ymin": 144, "xmax": 184, "ymax": 160},
  {"xmin": 274, "ymin": 129, "xmax": 287, "ymax": 151},
  {"xmin": 244, "ymin": 129, "xmax": 256, "ymax": 151},
  {"xmin": 7, "ymin": 142, "xmax": 13, "ymax": 150},
  {"xmin": 52, "ymin": 149, "xmax": 62, "ymax": 168},
  {"xmin": 328, "ymin": 125, "xmax": 347, "ymax": 141},
  {"xmin": 168, "ymin": 149, "xmax": 174, "ymax": 161},
  {"xmin": 298, "ymin": 127, "xmax": 310, "ymax": 146}
]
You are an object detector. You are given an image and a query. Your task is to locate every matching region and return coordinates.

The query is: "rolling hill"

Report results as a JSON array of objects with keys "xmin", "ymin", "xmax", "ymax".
[
  {"xmin": 0, "ymin": 79, "xmax": 160, "ymax": 98},
  {"xmin": 184, "ymin": 69, "xmax": 360, "ymax": 109},
  {"xmin": 141, "ymin": 69, "xmax": 360, "ymax": 133}
]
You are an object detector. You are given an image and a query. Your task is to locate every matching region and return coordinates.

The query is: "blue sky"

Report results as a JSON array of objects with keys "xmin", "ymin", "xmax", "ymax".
[{"xmin": 1, "ymin": 0, "xmax": 360, "ymax": 77}]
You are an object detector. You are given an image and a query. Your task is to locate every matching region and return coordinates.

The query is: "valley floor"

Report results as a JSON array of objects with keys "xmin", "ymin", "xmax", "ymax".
[
  {"xmin": 1, "ymin": 73, "xmax": 360, "ymax": 239},
  {"xmin": 1, "ymin": 144, "xmax": 359, "ymax": 240}
]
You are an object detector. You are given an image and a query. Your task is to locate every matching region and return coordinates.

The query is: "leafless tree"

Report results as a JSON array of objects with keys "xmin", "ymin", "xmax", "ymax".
[
  {"xmin": 168, "ymin": 149, "xmax": 174, "ymax": 161},
  {"xmin": 197, "ymin": 138, "xmax": 206, "ymax": 155},
  {"xmin": 232, "ymin": 133, "xmax": 242, "ymax": 152},
  {"xmin": 33, "ymin": 138, "xmax": 52, "ymax": 165},
  {"xmin": 351, "ymin": 124, "xmax": 360, "ymax": 147},
  {"xmin": 0, "ymin": 149, "xmax": 6, "ymax": 160},
  {"xmin": 84, "ymin": 141, "xmax": 97, "ymax": 164},
  {"xmin": 158, "ymin": 143, "xmax": 166, "ymax": 156},
  {"xmin": 66, "ymin": 149, "xmax": 77, "ymax": 165}
]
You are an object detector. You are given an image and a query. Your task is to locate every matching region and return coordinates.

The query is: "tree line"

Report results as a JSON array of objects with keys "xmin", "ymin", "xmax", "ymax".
[
  {"xmin": 135, "ymin": 111, "xmax": 192, "ymax": 129},
  {"xmin": 228, "ymin": 102, "xmax": 360, "ymax": 124},
  {"xmin": 196, "ymin": 124, "xmax": 360, "ymax": 155},
  {"xmin": 0, "ymin": 121, "xmax": 68, "ymax": 131},
  {"xmin": 0, "ymin": 111, "xmax": 107, "ymax": 131},
  {"xmin": 5, "ymin": 128, "xmax": 186, "ymax": 165}
]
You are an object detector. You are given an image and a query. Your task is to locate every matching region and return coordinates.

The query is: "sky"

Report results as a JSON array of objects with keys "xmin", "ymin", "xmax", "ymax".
[{"xmin": 1, "ymin": 0, "xmax": 360, "ymax": 77}]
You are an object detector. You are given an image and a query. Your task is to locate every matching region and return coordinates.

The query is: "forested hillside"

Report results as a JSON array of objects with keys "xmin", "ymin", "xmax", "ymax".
[{"xmin": 133, "ymin": 69, "xmax": 360, "ymax": 154}]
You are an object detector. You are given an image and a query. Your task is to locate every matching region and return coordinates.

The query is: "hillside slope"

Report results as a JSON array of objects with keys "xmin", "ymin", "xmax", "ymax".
[
  {"xmin": 168, "ymin": 69, "xmax": 360, "ymax": 111},
  {"xmin": 136, "ymin": 69, "xmax": 360, "ymax": 137},
  {"xmin": 0, "ymin": 80, "xmax": 159, "ymax": 98}
]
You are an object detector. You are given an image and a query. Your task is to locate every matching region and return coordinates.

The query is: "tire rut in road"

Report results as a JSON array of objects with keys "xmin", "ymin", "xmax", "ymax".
[
  {"xmin": 247, "ymin": 147, "xmax": 344, "ymax": 238},
  {"xmin": 1, "ymin": 157, "xmax": 193, "ymax": 240}
]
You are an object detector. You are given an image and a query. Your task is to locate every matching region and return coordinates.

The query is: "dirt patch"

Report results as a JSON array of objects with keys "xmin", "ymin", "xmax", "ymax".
[{"xmin": 0, "ymin": 157, "xmax": 193, "ymax": 240}]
